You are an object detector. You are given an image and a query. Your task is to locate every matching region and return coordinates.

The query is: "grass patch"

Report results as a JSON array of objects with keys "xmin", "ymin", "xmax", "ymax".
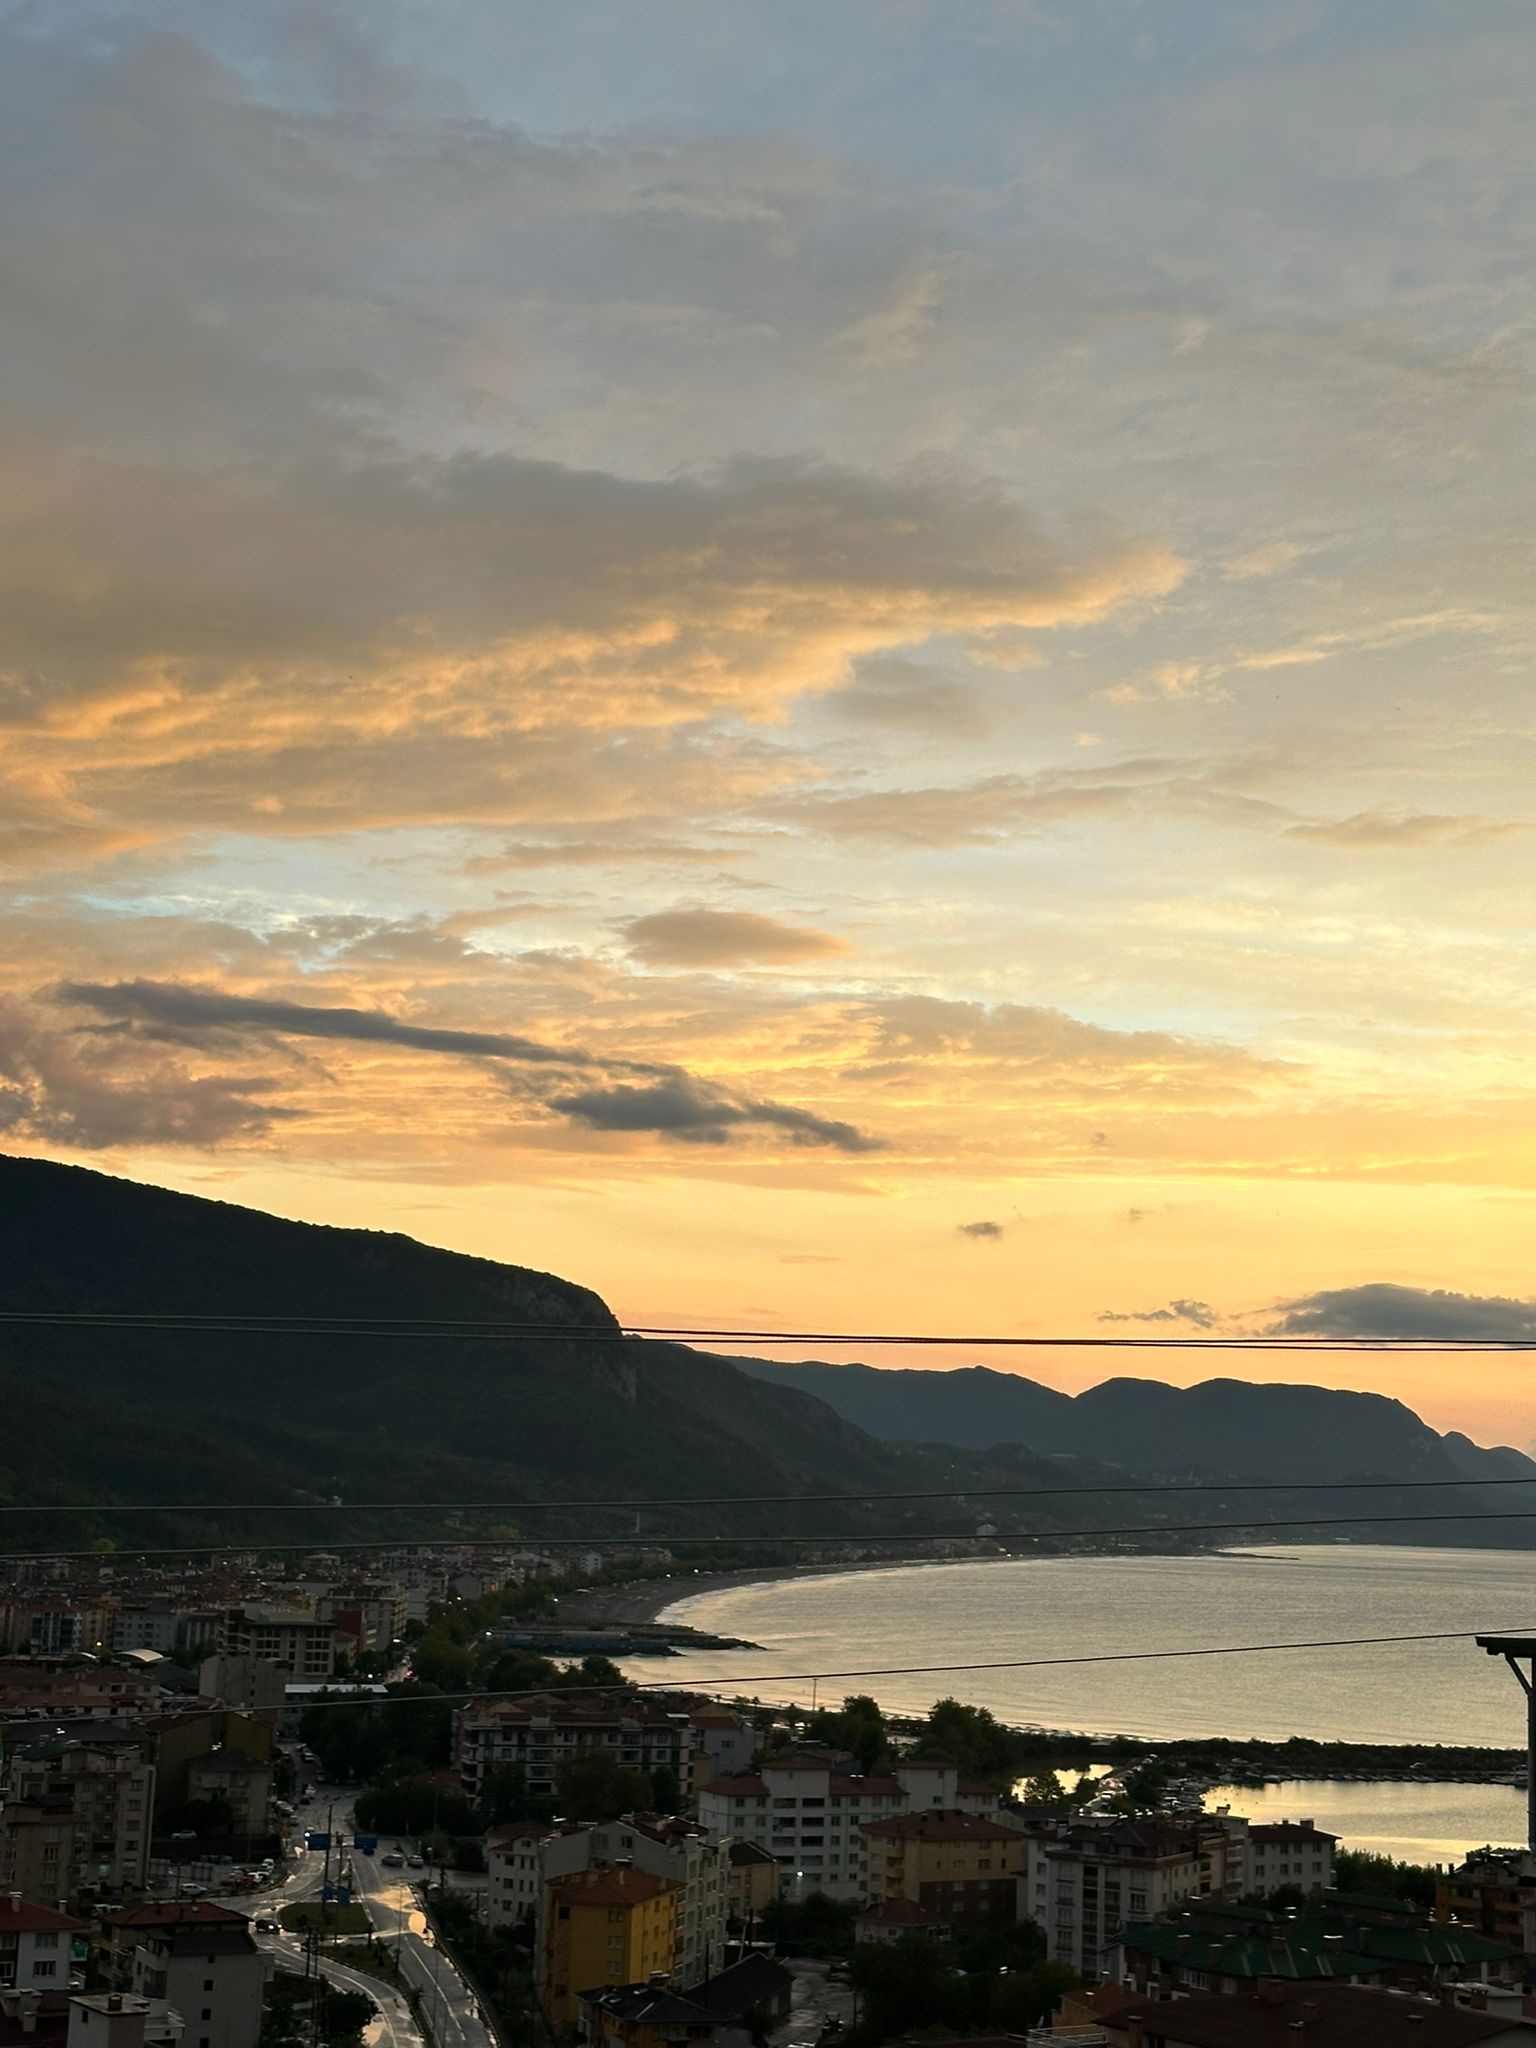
[
  {"xmin": 332, "ymin": 1941, "xmax": 408, "ymax": 1990},
  {"xmin": 279, "ymin": 1901, "xmax": 372, "ymax": 1937}
]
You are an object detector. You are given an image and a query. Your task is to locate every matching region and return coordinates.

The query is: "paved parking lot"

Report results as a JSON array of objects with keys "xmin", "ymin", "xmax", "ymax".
[{"xmin": 772, "ymin": 1958, "xmax": 857, "ymax": 2048}]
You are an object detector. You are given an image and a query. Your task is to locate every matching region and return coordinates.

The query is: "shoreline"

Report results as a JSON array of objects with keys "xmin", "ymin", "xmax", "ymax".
[
  {"xmin": 572, "ymin": 1555, "xmax": 919, "ymax": 1626},
  {"xmin": 578, "ymin": 1543, "xmax": 1265, "ymax": 1628},
  {"xmin": 573, "ymin": 1558, "xmax": 1528, "ymax": 1787}
]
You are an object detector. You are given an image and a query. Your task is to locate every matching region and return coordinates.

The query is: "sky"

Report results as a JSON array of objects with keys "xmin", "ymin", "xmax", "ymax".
[{"xmin": 3, "ymin": 0, "xmax": 1536, "ymax": 1442}]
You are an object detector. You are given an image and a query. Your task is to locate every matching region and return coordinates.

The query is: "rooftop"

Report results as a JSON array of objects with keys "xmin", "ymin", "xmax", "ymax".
[
  {"xmin": 0, "ymin": 1901, "xmax": 87, "ymax": 1935},
  {"xmin": 108, "ymin": 1901, "xmax": 250, "ymax": 1929},
  {"xmin": 863, "ymin": 1810, "xmax": 1019, "ymax": 1844},
  {"xmin": 1102, "ymin": 1984, "xmax": 1531, "ymax": 2046},
  {"xmin": 547, "ymin": 1867, "xmax": 678, "ymax": 1908}
]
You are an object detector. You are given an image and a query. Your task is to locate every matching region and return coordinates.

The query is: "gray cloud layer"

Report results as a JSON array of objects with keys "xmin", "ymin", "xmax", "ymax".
[
  {"xmin": 54, "ymin": 979, "xmax": 877, "ymax": 1154},
  {"xmin": 1272, "ymin": 1283, "xmax": 1536, "ymax": 1341}
]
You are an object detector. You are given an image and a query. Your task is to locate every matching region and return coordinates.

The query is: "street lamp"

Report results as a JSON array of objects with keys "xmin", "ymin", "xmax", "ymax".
[{"xmin": 1475, "ymin": 1635, "xmax": 1536, "ymax": 1854}]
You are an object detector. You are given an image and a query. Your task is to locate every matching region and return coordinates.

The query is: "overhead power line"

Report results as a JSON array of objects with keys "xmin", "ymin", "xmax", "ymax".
[
  {"xmin": 6, "ymin": 1473, "xmax": 1536, "ymax": 1516},
  {"xmin": 15, "ymin": 1504, "xmax": 1536, "ymax": 1559},
  {"xmin": 0, "ymin": 1309, "xmax": 1526, "ymax": 1351},
  {"xmin": 293, "ymin": 1625, "xmax": 1531, "ymax": 1709}
]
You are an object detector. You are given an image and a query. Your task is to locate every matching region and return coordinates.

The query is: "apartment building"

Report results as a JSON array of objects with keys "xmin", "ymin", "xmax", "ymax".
[
  {"xmin": 109, "ymin": 1614, "xmax": 218, "ymax": 1661},
  {"xmin": 542, "ymin": 1867, "xmax": 679, "ymax": 2030},
  {"xmin": 688, "ymin": 1712, "xmax": 755, "ymax": 1786},
  {"xmin": 184, "ymin": 1753, "xmax": 273, "ymax": 1841},
  {"xmin": 1437, "ymin": 1848, "xmax": 1536, "ymax": 1952},
  {"xmin": 486, "ymin": 1822, "xmax": 561, "ymax": 1927},
  {"xmin": 1021, "ymin": 1816, "xmax": 1247, "ymax": 1977},
  {"xmin": 1243, "ymin": 1819, "xmax": 1337, "ymax": 1896},
  {"xmin": 697, "ymin": 1754, "xmax": 999, "ymax": 1902},
  {"xmin": 313, "ymin": 1586, "xmax": 408, "ymax": 1657},
  {"xmin": 103, "ymin": 1902, "xmax": 266, "ymax": 2048},
  {"xmin": 862, "ymin": 1811, "xmax": 1022, "ymax": 1928},
  {"xmin": 456, "ymin": 1695, "xmax": 691, "ymax": 1804},
  {"xmin": 524, "ymin": 1816, "xmax": 731, "ymax": 1989},
  {"xmin": 0, "ymin": 1898, "xmax": 87, "ymax": 1991},
  {"xmin": 0, "ymin": 1738, "xmax": 155, "ymax": 1905},
  {"xmin": 218, "ymin": 1610, "xmax": 336, "ymax": 1681}
]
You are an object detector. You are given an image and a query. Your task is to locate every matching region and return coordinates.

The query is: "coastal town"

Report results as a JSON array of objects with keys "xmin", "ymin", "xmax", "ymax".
[{"xmin": 1, "ymin": 1540, "xmax": 1535, "ymax": 2047}]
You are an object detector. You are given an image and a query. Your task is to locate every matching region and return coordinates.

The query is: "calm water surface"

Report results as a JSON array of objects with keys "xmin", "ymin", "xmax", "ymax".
[
  {"xmin": 637, "ymin": 1544, "xmax": 1536, "ymax": 1746},
  {"xmin": 632, "ymin": 1544, "xmax": 1536, "ymax": 1860}
]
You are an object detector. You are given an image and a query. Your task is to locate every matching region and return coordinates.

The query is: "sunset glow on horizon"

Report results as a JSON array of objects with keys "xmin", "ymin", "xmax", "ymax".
[{"xmin": 4, "ymin": 2, "xmax": 1536, "ymax": 1445}]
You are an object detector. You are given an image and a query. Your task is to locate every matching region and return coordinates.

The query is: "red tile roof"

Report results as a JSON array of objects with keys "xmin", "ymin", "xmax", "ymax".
[
  {"xmin": 857, "ymin": 1900, "xmax": 949, "ymax": 1926},
  {"xmin": 1097, "ymin": 1985, "xmax": 1523, "ymax": 2046},
  {"xmin": 546, "ymin": 1867, "xmax": 678, "ymax": 1908},
  {"xmin": 109, "ymin": 1901, "xmax": 248, "ymax": 1928},
  {"xmin": 705, "ymin": 1774, "xmax": 767, "ymax": 1797},
  {"xmin": 863, "ymin": 1810, "xmax": 1018, "ymax": 1844},
  {"xmin": 0, "ymin": 1901, "xmax": 87, "ymax": 1934},
  {"xmin": 1249, "ymin": 1823, "xmax": 1339, "ymax": 1844}
]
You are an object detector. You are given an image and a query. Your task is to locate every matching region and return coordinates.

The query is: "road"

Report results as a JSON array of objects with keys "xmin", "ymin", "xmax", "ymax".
[{"xmin": 248, "ymin": 1783, "xmax": 495, "ymax": 2048}]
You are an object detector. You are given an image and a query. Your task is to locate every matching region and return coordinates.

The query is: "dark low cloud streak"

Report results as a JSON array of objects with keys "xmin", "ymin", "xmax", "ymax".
[
  {"xmin": 1272, "ymin": 1282, "xmax": 1536, "ymax": 1342},
  {"xmin": 55, "ymin": 979, "xmax": 878, "ymax": 1155}
]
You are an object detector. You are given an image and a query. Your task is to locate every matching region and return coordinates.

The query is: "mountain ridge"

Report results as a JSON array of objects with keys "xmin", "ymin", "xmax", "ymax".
[
  {"xmin": 2, "ymin": 1154, "xmax": 1531, "ymax": 1555},
  {"xmin": 730, "ymin": 1355, "xmax": 1536, "ymax": 1486}
]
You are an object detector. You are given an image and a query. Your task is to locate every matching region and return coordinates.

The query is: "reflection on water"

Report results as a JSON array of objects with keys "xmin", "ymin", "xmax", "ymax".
[
  {"xmin": 1205, "ymin": 1777, "xmax": 1529, "ymax": 1866},
  {"xmin": 641, "ymin": 1545, "xmax": 1536, "ymax": 1746}
]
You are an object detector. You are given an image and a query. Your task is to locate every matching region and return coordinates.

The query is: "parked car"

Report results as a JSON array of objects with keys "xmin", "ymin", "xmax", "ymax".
[
  {"xmin": 407, "ymin": 1855, "xmax": 424, "ymax": 1869},
  {"xmin": 382, "ymin": 1852, "xmax": 405, "ymax": 1869}
]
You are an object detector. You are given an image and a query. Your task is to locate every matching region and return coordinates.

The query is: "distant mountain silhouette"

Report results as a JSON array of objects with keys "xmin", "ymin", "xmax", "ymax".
[
  {"xmin": 3, "ymin": 1154, "xmax": 1531, "ymax": 1555},
  {"xmin": 0, "ymin": 1155, "xmax": 1059, "ymax": 1545},
  {"xmin": 731, "ymin": 1357, "xmax": 1536, "ymax": 1489}
]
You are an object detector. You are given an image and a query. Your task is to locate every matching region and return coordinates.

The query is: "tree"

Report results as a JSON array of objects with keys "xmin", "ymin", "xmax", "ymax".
[
  {"xmin": 911, "ymin": 1697, "xmax": 1019, "ymax": 1779},
  {"xmin": 410, "ymin": 1626, "xmax": 473, "ymax": 1690},
  {"xmin": 1333, "ymin": 1848, "xmax": 1436, "ymax": 1910},
  {"xmin": 1021, "ymin": 1770, "xmax": 1068, "ymax": 1807},
  {"xmin": 555, "ymin": 1743, "xmax": 655, "ymax": 1823},
  {"xmin": 650, "ymin": 1764, "xmax": 681, "ymax": 1814},
  {"xmin": 804, "ymin": 1695, "xmax": 890, "ymax": 1776}
]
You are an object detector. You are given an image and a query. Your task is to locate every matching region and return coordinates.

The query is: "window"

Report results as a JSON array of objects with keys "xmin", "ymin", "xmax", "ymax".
[
  {"xmin": 33, "ymin": 1936, "xmax": 58, "ymax": 1951},
  {"xmin": 34, "ymin": 1965, "xmax": 57, "ymax": 1981},
  {"xmin": 201, "ymin": 2012, "xmax": 212, "ymax": 2022},
  {"xmin": 204, "ymin": 1982, "xmax": 214, "ymax": 1992}
]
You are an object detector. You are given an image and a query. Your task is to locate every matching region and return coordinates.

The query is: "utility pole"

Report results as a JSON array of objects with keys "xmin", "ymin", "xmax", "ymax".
[{"xmin": 1475, "ymin": 1635, "xmax": 1536, "ymax": 1855}]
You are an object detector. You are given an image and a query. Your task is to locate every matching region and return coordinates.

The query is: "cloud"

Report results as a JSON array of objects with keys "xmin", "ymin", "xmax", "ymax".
[
  {"xmin": 0, "ymin": 994, "xmax": 290, "ymax": 1149},
  {"xmin": 621, "ymin": 908, "xmax": 853, "ymax": 968},
  {"xmin": 817, "ymin": 657, "xmax": 997, "ymax": 736},
  {"xmin": 548, "ymin": 1078, "xmax": 880, "ymax": 1152},
  {"xmin": 1222, "ymin": 541, "xmax": 1305, "ymax": 580},
  {"xmin": 56, "ymin": 979, "xmax": 618, "ymax": 1070},
  {"xmin": 1271, "ymin": 1283, "xmax": 1536, "ymax": 1342},
  {"xmin": 463, "ymin": 839, "xmax": 733, "ymax": 874},
  {"xmin": 1098, "ymin": 1298, "xmax": 1220, "ymax": 1327},
  {"xmin": 52, "ymin": 978, "xmax": 880, "ymax": 1154},
  {"xmin": 772, "ymin": 759, "xmax": 1291, "ymax": 849},
  {"xmin": 957, "ymin": 1219, "xmax": 1005, "ymax": 1239},
  {"xmin": 1284, "ymin": 809, "xmax": 1528, "ymax": 851},
  {"xmin": 0, "ymin": 429, "xmax": 1183, "ymax": 863}
]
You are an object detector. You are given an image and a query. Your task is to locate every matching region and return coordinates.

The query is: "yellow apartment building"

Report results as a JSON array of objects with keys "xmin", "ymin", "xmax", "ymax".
[{"xmin": 542, "ymin": 1866, "xmax": 680, "ymax": 2028}]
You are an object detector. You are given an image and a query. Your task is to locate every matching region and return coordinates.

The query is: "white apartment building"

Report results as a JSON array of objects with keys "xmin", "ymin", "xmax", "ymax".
[
  {"xmin": 219, "ymin": 1610, "xmax": 336, "ymax": 1681},
  {"xmin": 0, "ymin": 1898, "xmax": 87, "ymax": 1990},
  {"xmin": 455, "ymin": 1695, "xmax": 692, "ymax": 1803},
  {"xmin": 486, "ymin": 1822, "xmax": 559, "ymax": 1926},
  {"xmin": 1016, "ymin": 1815, "xmax": 1248, "ymax": 1978},
  {"xmin": 114, "ymin": 1902, "xmax": 267, "ymax": 2048},
  {"xmin": 696, "ymin": 1755, "xmax": 1001, "ymax": 1902},
  {"xmin": 689, "ymin": 1712, "xmax": 756, "ymax": 1785},
  {"xmin": 1243, "ymin": 1818, "xmax": 1337, "ymax": 1895}
]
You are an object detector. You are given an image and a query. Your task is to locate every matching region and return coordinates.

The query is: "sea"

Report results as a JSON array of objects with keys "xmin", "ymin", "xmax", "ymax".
[{"xmin": 624, "ymin": 1543, "xmax": 1536, "ymax": 1864}]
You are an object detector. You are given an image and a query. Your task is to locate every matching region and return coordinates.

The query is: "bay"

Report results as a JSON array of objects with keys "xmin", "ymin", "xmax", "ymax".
[
  {"xmin": 628, "ymin": 1544, "xmax": 1536, "ymax": 1862},
  {"xmin": 633, "ymin": 1543, "xmax": 1536, "ymax": 1749}
]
